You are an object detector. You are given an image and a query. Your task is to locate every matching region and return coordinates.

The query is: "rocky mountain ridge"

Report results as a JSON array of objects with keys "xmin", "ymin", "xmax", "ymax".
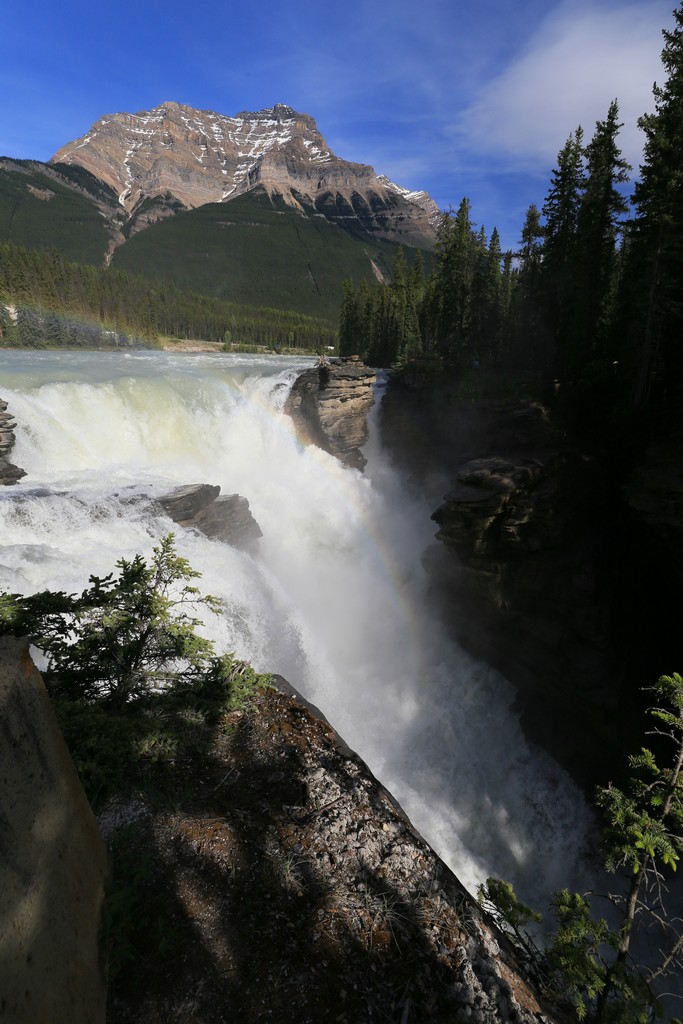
[{"xmin": 50, "ymin": 101, "xmax": 440, "ymax": 248}]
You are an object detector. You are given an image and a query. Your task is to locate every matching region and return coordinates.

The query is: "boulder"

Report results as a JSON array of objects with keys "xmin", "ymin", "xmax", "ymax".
[
  {"xmin": 0, "ymin": 637, "xmax": 107, "ymax": 1023},
  {"xmin": 285, "ymin": 358, "xmax": 376, "ymax": 470},
  {"xmin": 158, "ymin": 483, "xmax": 262, "ymax": 549},
  {"xmin": 157, "ymin": 482, "xmax": 220, "ymax": 521}
]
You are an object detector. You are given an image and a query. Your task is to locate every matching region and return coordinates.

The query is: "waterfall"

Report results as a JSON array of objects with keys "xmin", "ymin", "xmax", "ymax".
[{"xmin": 0, "ymin": 349, "xmax": 596, "ymax": 905}]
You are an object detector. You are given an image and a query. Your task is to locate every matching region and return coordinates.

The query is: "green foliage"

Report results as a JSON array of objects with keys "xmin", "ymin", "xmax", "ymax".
[
  {"xmin": 0, "ymin": 160, "xmax": 432, "ymax": 336},
  {"xmin": 49, "ymin": 658, "xmax": 270, "ymax": 808},
  {"xmin": 549, "ymin": 672, "xmax": 683, "ymax": 1021},
  {"xmin": 2, "ymin": 537, "xmax": 276, "ymax": 987},
  {"xmin": 545, "ymin": 890, "xmax": 613, "ymax": 1020},
  {"xmin": 0, "ymin": 241, "xmax": 337, "ymax": 351},
  {"xmin": 0, "ymin": 161, "xmax": 114, "ymax": 266},
  {"xmin": 338, "ymin": 202, "xmax": 514, "ymax": 373},
  {"xmin": 621, "ymin": 3, "xmax": 683, "ymax": 408},
  {"xmin": 597, "ymin": 773, "xmax": 681, "ymax": 876},
  {"xmin": 477, "ymin": 877, "xmax": 543, "ymax": 967},
  {"xmin": 2, "ymin": 534, "xmax": 221, "ymax": 707},
  {"xmin": 53, "ymin": 699, "xmax": 144, "ymax": 803},
  {"xmin": 478, "ymin": 671, "xmax": 683, "ymax": 1023},
  {"xmin": 1, "ymin": 535, "xmax": 273, "ymax": 809},
  {"xmin": 478, "ymin": 876, "xmax": 542, "ymax": 933},
  {"xmin": 112, "ymin": 186, "xmax": 421, "ymax": 324},
  {"xmin": 1, "ymin": 532, "xmax": 271, "ymax": 711},
  {"xmin": 597, "ymin": 672, "xmax": 683, "ymax": 879},
  {"xmin": 331, "ymin": 5, "xmax": 682, "ymax": 435},
  {"xmin": 570, "ymin": 100, "xmax": 630, "ymax": 371}
]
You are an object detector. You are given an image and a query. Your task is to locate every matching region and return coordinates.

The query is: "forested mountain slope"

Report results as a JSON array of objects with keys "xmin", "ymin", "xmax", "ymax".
[{"xmin": 0, "ymin": 103, "xmax": 438, "ymax": 332}]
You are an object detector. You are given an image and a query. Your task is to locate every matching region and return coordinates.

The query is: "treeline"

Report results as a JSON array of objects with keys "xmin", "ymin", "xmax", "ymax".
[
  {"xmin": 0, "ymin": 242, "xmax": 336, "ymax": 350},
  {"xmin": 340, "ymin": 7, "xmax": 683, "ymax": 428},
  {"xmin": 339, "ymin": 216, "xmax": 512, "ymax": 370}
]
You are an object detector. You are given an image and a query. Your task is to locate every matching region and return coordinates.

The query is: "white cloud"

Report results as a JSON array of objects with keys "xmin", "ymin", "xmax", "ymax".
[{"xmin": 453, "ymin": 1, "xmax": 673, "ymax": 171}]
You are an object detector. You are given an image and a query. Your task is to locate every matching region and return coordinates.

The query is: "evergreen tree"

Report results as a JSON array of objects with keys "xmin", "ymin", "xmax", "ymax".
[
  {"xmin": 541, "ymin": 127, "xmax": 586, "ymax": 367},
  {"xmin": 338, "ymin": 277, "xmax": 359, "ymax": 356},
  {"xmin": 570, "ymin": 101, "xmax": 631, "ymax": 373},
  {"xmin": 389, "ymin": 247, "xmax": 422, "ymax": 364},
  {"xmin": 0, "ymin": 535, "xmax": 226, "ymax": 709},
  {"xmin": 510, "ymin": 203, "xmax": 547, "ymax": 370},
  {"xmin": 484, "ymin": 227, "xmax": 504, "ymax": 363},
  {"xmin": 480, "ymin": 671, "xmax": 683, "ymax": 1023},
  {"xmin": 407, "ymin": 248, "xmax": 427, "ymax": 357},
  {"xmin": 621, "ymin": 2, "xmax": 683, "ymax": 407},
  {"xmin": 500, "ymin": 249, "xmax": 514, "ymax": 360},
  {"xmin": 428, "ymin": 199, "xmax": 477, "ymax": 366},
  {"xmin": 366, "ymin": 285, "xmax": 391, "ymax": 367}
]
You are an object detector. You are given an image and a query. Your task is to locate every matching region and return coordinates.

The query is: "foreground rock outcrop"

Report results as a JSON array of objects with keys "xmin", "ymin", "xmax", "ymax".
[
  {"xmin": 0, "ymin": 397, "xmax": 26, "ymax": 485},
  {"xmin": 102, "ymin": 679, "xmax": 564, "ymax": 1024},
  {"xmin": 0, "ymin": 636, "xmax": 107, "ymax": 1023},
  {"xmin": 285, "ymin": 358, "xmax": 376, "ymax": 470},
  {"xmin": 158, "ymin": 483, "xmax": 262, "ymax": 549}
]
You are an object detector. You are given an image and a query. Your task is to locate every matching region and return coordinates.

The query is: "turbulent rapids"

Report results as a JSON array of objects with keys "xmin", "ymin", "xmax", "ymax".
[{"xmin": 0, "ymin": 349, "xmax": 595, "ymax": 905}]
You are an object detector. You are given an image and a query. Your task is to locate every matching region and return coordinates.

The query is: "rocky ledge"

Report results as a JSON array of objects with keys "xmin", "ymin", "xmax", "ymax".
[
  {"xmin": 285, "ymin": 357, "xmax": 376, "ymax": 471},
  {"xmin": 428, "ymin": 434, "xmax": 616, "ymax": 787},
  {"xmin": 0, "ymin": 398, "xmax": 26, "ymax": 485},
  {"xmin": 102, "ymin": 681, "xmax": 564, "ymax": 1024},
  {"xmin": 379, "ymin": 368, "xmax": 621, "ymax": 787},
  {"xmin": 158, "ymin": 483, "xmax": 262, "ymax": 550}
]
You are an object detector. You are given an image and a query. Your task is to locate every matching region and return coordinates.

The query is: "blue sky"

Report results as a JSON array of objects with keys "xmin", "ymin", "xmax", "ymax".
[{"xmin": 0, "ymin": 0, "xmax": 676, "ymax": 251}]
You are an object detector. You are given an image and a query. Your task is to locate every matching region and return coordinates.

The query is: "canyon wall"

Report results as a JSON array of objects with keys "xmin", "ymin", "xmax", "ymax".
[{"xmin": 380, "ymin": 366, "xmax": 683, "ymax": 787}]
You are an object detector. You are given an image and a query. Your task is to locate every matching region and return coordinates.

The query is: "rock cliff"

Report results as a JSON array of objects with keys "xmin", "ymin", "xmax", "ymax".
[
  {"xmin": 428, "ymin": 444, "xmax": 615, "ymax": 784},
  {"xmin": 101, "ymin": 677, "xmax": 564, "ymax": 1024},
  {"xmin": 0, "ymin": 397, "xmax": 26, "ymax": 485},
  {"xmin": 379, "ymin": 367, "xmax": 637, "ymax": 787},
  {"xmin": 285, "ymin": 358, "xmax": 377, "ymax": 470}
]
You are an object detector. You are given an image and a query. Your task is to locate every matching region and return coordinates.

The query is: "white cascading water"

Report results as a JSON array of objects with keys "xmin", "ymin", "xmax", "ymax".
[{"xmin": 0, "ymin": 349, "xmax": 596, "ymax": 907}]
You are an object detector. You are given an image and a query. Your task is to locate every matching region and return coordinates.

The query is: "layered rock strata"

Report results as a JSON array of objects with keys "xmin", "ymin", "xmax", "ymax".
[
  {"xmin": 158, "ymin": 483, "xmax": 262, "ymax": 549},
  {"xmin": 0, "ymin": 397, "xmax": 26, "ymax": 485},
  {"xmin": 51, "ymin": 102, "xmax": 439, "ymax": 247},
  {"xmin": 285, "ymin": 357, "xmax": 376, "ymax": 470}
]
